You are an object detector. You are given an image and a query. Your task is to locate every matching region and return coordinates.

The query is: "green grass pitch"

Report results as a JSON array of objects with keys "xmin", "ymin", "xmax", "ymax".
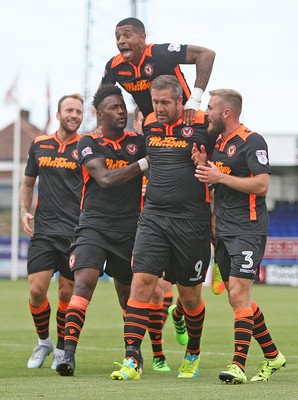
[{"xmin": 0, "ymin": 278, "xmax": 297, "ymax": 399}]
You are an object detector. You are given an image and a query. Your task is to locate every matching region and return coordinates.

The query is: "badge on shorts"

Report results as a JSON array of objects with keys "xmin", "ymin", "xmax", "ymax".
[{"xmin": 256, "ymin": 150, "xmax": 268, "ymax": 165}]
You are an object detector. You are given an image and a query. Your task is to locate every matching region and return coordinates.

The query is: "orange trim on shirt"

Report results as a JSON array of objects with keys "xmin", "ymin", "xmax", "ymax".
[
  {"xmin": 34, "ymin": 134, "xmax": 55, "ymax": 144},
  {"xmin": 144, "ymin": 112, "xmax": 158, "ymax": 126},
  {"xmin": 205, "ymin": 183, "xmax": 210, "ymax": 203},
  {"xmin": 249, "ymin": 193, "xmax": 257, "ymax": 220},
  {"xmin": 249, "ymin": 172, "xmax": 257, "ymax": 220},
  {"xmin": 111, "ymin": 44, "xmax": 154, "ymax": 76},
  {"xmin": 219, "ymin": 125, "xmax": 255, "ymax": 151},
  {"xmin": 174, "ymin": 65, "xmax": 191, "ymax": 98}
]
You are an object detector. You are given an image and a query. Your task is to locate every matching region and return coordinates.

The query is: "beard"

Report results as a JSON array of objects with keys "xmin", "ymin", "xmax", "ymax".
[{"xmin": 207, "ymin": 117, "xmax": 226, "ymax": 138}]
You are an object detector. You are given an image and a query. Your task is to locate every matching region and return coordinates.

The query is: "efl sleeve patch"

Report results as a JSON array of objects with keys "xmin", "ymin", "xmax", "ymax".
[
  {"xmin": 167, "ymin": 43, "xmax": 181, "ymax": 52},
  {"xmin": 255, "ymin": 150, "xmax": 268, "ymax": 165},
  {"xmin": 81, "ymin": 146, "xmax": 93, "ymax": 158}
]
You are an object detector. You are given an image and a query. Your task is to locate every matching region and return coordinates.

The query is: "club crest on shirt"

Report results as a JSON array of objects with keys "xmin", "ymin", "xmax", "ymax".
[
  {"xmin": 126, "ymin": 143, "xmax": 138, "ymax": 155},
  {"xmin": 181, "ymin": 126, "xmax": 194, "ymax": 138},
  {"xmin": 227, "ymin": 145, "xmax": 236, "ymax": 157},
  {"xmin": 69, "ymin": 254, "xmax": 76, "ymax": 269},
  {"xmin": 81, "ymin": 146, "xmax": 93, "ymax": 157},
  {"xmin": 71, "ymin": 149, "xmax": 79, "ymax": 160},
  {"xmin": 256, "ymin": 150, "xmax": 268, "ymax": 165},
  {"xmin": 144, "ymin": 64, "xmax": 153, "ymax": 76}
]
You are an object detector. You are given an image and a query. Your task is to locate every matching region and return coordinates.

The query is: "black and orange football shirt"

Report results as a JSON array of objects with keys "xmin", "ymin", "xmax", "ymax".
[
  {"xmin": 143, "ymin": 110, "xmax": 213, "ymax": 219},
  {"xmin": 101, "ymin": 43, "xmax": 190, "ymax": 117},
  {"xmin": 211, "ymin": 124, "xmax": 271, "ymax": 236},
  {"xmin": 24, "ymin": 132, "xmax": 82, "ymax": 236},
  {"xmin": 77, "ymin": 131, "xmax": 146, "ymax": 232}
]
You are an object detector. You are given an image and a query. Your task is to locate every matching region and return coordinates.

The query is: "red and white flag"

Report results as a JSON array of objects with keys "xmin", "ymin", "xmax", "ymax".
[{"xmin": 4, "ymin": 75, "xmax": 18, "ymax": 105}]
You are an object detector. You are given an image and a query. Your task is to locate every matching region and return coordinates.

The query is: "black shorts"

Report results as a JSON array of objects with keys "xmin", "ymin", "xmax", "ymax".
[
  {"xmin": 215, "ymin": 234, "xmax": 267, "ymax": 281},
  {"xmin": 132, "ymin": 213, "xmax": 211, "ymax": 286},
  {"xmin": 69, "ymin": 226, "xmax": 135, "ymax": 285},
  {"xmin": 27, "ymin": 234, "xmax": 74, "ymax": 280}
]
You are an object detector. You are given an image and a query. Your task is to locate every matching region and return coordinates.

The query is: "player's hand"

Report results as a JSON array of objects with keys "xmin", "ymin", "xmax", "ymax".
[
  {"xmin": 183, "ymin": 88, "xmax": 203, "ymax": 125},
  {"xmin": 21, "ymin": 212, "xmax": 34, "ymax": 237},
  {"xmin": 183, "ymin": 108, "xmax": 197, "ymax": 125},
  {"xmin": 195, "ymin": 161, "xmax": 221, "ymax": 184},
  {"xmin": 191, "ymin": 143, "xmax": 207, "ymax": 166}
]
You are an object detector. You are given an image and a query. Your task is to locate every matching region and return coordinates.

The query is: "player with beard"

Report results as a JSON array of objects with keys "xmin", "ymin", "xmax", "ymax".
[
  {"xmin": 20, "ymin": 94, "xmax": 84, "ymax": 370},
  {"xmin": 193, "ymin": 88, "xmax": 286, "ymax": 384},
  {"xmin": 111, "ymin": 75, "xmax": 215, "ymax": 381}
]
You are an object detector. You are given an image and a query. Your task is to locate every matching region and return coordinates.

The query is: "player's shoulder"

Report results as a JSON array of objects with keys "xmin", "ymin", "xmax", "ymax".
[
  {"xmin": 34, "ymin": 133, "xmax": 55, "ymax": 144},
  {"xmin": 236, "ymin": 125, "xmax": 261, "ymax": 142},
  {"xmin": 123, "ymin": 130, "xmax": 145, "ymax": 142},
  {"xmin": 123, "ymin": 130, "xmax": 139, "ymax": 137},
  {"xmin": 143, "ymin": 112, "xmax": 158, "ymax": 126},
  {"xmin": 78, "ymin": 132, "xmax": 98, "ymax": 145},
  {"xmin": 110, "ymin": 53, "xmax": 127, "ymax": 69},
  {"xmin": 193, "ymin": 109, "xmax": 206, "ymax": 125}
]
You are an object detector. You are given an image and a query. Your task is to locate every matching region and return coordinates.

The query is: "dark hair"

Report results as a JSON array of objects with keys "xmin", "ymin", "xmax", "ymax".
[
  {"xmin": 92, "ymin": 84, "xmax": 123, "ymax": 110},
  {"xmin": 150, "ymin": 75, "xmax": 183, "ymax": 100},
  {"xmin": 57, "ymin": 93, "xmax": 84, "ymax": 112},
  {"xmin": 116, "ymin": 17, "xmax": 145, "ymax": 33}
]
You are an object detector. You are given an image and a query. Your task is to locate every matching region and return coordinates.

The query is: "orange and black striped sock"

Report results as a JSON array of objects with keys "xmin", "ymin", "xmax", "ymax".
[
  {"xmin": 124, "ymin": 299, "xmax": 150, "ymax": 365},
  {"xmin": 161, "ymin": 291, "xmax": 173, "ymax": 323},
  {"xmin": 64, "ymin": 295, "xmax": 89, "ymax": 356},
  {"xmin": 172, "ymin": 297, "xmax": 184, "ymax": 321},
  {"xmin": 252, "ymin": 301, "xmax": 278, "ymax": 359},
  {"xmin": 148, "ymin": 302, "xmax": 165, "ymax": 360},
  {"xmin": 29, "ymin": 298, "xmax": 51, "ymax": 340},
  {"xmin": 184, "ymin": 300, "xmax": 205, "ymax": 356},
  {"xmin": 56, "ymin": 300, "xmax": 69, "ymax": 350},
  {"xmin": 232, "ymin": 307, "xmax": 254, "ymax": 371}
]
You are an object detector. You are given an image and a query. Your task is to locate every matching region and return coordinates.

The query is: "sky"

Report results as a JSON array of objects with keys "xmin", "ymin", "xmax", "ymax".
[{"xmin": 1, "ymin": 0, "xmax": 298, "ymax": 136}]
